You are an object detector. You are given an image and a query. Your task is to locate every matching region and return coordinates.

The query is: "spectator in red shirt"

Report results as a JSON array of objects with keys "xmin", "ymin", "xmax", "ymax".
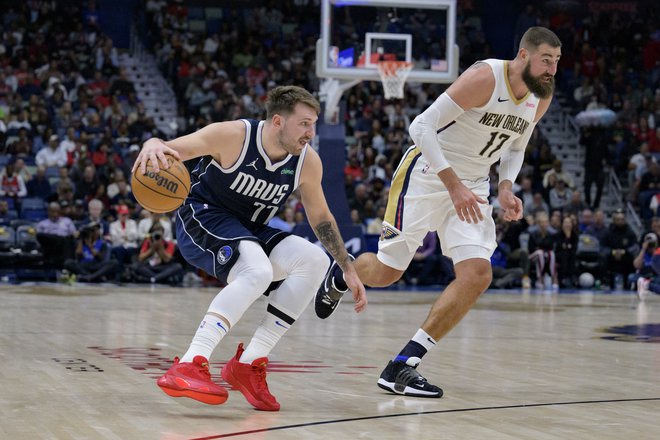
[
  {"xmin": 0, "ymin": 162, "xmax": 27, "ymax": 201},
  {"xmin": 649, "ymin": 127, "xmax": 660, "ymax": 153},
  {"xmin": 91, "ymin": 142, "xmax": 110, "ymax": 167},
  {"xmin": 578, "ymin": 42, "xmax": 599, "ymax": 79},
  {"xmin": 344, "ymin": 154, "xmax": 364, "ymax": 181},
  {"xmin": 88, "ymin": 70, "xmax": 109, "ymax": 98},
  {"xmin": 632, "ymin": 116, "xmax": 654, "ymax": 145},
  {"xmin": 131, "ymin": 223, "xmax": 183, "ymax": 284}
]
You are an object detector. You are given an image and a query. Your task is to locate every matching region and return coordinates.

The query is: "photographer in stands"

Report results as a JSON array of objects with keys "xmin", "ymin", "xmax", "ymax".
[{"xmin": 130, "ymin": 223, "xmax": 183, "ymax": 285}]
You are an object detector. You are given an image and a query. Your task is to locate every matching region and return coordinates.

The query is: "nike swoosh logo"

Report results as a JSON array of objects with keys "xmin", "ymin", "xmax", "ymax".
[
  {"xmin": 497, "ymin": 97, "xmax": 509, "ymax": 102},
  {"xmin": 427, "ymin": 337, "xmax": 436, "ymax": 345},
  {"xmin": 275, "ymin": 321, "xmax": 289, "ymax": 329}
]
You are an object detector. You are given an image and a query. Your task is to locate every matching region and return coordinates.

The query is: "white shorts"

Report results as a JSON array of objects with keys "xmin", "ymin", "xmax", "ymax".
[{"xmin": 377, "ymin": 146, "xmax": 497, "ymax": 271}]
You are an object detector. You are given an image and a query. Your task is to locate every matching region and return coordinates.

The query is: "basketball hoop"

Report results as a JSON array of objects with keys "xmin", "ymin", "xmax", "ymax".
[{"xmin": 377, "ymin": 61, "xmax": 413, "ymax": 100}]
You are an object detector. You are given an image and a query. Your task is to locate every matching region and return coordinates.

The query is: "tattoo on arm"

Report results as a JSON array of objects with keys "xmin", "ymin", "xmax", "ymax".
[{"xmin": 314, "ymin": 221, "xmax": 349, "ymax": 268}]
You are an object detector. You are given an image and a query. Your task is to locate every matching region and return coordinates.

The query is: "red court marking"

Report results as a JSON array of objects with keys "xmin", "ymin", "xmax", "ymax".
[
  {"xmin": 88, "ymin": 346, "xmax": 377, "ymax": 378},
  {"xmin": 267, "ymin": 364, "xmax": 330, "ymax": 368}
]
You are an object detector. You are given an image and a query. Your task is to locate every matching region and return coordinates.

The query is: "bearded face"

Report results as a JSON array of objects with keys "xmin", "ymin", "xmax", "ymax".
[
  {"xmin": 275, "ymin": 104, "xmax": 316, "ymax": 156},
  {"xmin": 276, "ymin": 119, "xmax": 311, "ymax": 156},
  {"xmin": 522, "ymin": 61, "xmax": 555, "ymax": 99}
]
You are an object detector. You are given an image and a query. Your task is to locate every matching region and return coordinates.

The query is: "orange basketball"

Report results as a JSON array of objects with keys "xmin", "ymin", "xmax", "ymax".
[{"xmin": 132, "ymin": 155, "xmax": 190, "ymax": 213}]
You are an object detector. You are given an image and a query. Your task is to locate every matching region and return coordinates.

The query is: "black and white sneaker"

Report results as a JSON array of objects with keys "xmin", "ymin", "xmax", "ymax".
[
  {"xmin": 314, "ymin": 255, "xmax": 354, "ymax": 319},
  {"xmin": 377, "ymin": 357, "xmax": 443, "ymax": 398}
]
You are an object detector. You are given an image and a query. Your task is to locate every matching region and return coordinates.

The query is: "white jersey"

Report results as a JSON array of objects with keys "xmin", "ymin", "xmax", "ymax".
[{"xmin": 437, "ymin": 58, "xmax": 539, "ymax": 180}]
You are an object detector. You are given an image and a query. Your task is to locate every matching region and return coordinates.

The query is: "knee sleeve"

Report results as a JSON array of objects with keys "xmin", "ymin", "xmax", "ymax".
[
  {"xmin": 226, "ymin": 241, "xmax": 273, "ymax": 288},
  {"xmin": 208, "ymin": 240, "xmax": 273, "ymax": 327},
  {"xmin": 267, "ymin": 236, "xmax": 330, "ymax": 320}
]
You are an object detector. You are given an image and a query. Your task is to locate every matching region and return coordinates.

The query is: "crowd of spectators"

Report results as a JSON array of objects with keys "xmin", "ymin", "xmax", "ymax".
[
  {"xmin": 136, "ymin": 1, "xmax": 658, "ymax": 291},
  {"xmin": 495, "ymin": 10, "xmax": 659, "ymax": 290},
  {"xmin": 1, "ymin": 0, "xmax": 658, "ymax": 292},
  {"xmin": 0, "ymin": 1, "xmax": 186, "ymax": 285},
  {"xmin": 554, "ymin": 3, "xmax": 660, "ymax": 222}
]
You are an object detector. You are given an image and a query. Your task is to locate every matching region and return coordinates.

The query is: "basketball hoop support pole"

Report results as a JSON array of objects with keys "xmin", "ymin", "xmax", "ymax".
[{"xmin": 319, "ymin": 78, "xmax": 361, "ymax": 125}]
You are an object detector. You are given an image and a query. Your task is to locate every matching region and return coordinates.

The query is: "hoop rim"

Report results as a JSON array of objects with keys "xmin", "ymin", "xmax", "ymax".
[
  {"xmin": 377, "ymin": 60, "xmax": 414, "ymax": 76},
  {"xmin": 376, "ymin": 61, "xmax": 414, "ymax": 99}
]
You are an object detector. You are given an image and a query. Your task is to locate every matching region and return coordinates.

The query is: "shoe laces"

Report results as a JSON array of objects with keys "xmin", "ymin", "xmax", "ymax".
[
  {"xmin": 397, "ymin": 365, "xmax": 427, "ymax": 386},
  {"xmin": 252, "ymin": 362, "xmax": 271, "ymax": 394},
  {"xmin": 193, "ymin": 360, "xmax": 212, "ymax": 379}
]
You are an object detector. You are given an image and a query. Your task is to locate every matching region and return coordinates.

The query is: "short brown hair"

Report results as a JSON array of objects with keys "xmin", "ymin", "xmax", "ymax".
[
  {"xmin": 265, "ymin": 86, "xmax": 321, "ymax": 119},
  {"xmin": 519, "ymin": 26, "xmax": 562, "ymax": 51}
]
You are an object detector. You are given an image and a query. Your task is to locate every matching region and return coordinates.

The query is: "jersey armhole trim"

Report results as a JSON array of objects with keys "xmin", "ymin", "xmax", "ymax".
[
  {"xmin": 471, "ymin": 60, "xmax": 497, "ymax": 110},
  {"xmin": 210, "ymin": 119, "xmax": 252, "ymax": 174},
  {"xmin": 293, "ymin": 145, "xmax": 307, "ymax": 190}
]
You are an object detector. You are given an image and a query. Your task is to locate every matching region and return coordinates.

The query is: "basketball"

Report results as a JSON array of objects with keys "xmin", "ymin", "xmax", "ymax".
[
  {"xmin": 132, "ymin": 155, "xmax": 190, "ymax": 213},
  {"xmin": 578, "ymin": 272, "xmax": 595, "ymax": 288}
]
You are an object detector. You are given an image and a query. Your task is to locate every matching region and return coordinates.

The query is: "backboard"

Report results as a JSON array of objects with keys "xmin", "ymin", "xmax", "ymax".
[{"xmin": 316, "ymin": 0, "xmax": 459, "ymax": 84}]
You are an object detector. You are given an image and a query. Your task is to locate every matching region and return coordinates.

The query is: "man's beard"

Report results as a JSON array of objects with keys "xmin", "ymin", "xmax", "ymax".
[
  {"xmin": 277, "ymin": 130, "xmax": 299, "ymax": 155},
  {"xmin": 522, "ymin": 63, "xmax": 555, "ymax": 99}
]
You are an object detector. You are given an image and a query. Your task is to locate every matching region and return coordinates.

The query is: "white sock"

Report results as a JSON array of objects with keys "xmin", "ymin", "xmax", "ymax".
[
  {"xmin": 412, "ymin": 328, "xmax": 437, "ymax": 352},
  {"xmin": 180, "ymin": 314, "xmax": 229, "ymax": 363},
  {"xmin": 239, "ymin": 313, "xmax": 290, "ymax": 364}
]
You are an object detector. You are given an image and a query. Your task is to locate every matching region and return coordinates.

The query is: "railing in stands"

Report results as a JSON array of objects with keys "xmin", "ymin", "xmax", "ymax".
[
  {"xmin": 565, "ymin": 112, "xmax": 580, "ymax": 139},
  {"xmin": 608, "ymin": 169, "xmax": 642, "ymax": 237},
  {"xmin": 129, "ymin": 20, "xmax": 145, "ymax": 60},
  {"xmin": 547, "ymin": 97, "xmax": 581, "ymax": 140},
  {"xmin": 127, "ymin": 19, "xmax": 177, "ymax": 137}
]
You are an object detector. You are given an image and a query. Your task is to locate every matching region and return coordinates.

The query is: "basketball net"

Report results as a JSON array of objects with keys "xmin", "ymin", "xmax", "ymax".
[{"xmin": 377, "ymin": 61, "xmax": 413, "ymax": 100}]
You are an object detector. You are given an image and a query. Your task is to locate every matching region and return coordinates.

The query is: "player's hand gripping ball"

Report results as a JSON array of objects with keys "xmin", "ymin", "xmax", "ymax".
[{"xmin": 132, "ymin": 155, "xmax": 190, "ymax": 213}]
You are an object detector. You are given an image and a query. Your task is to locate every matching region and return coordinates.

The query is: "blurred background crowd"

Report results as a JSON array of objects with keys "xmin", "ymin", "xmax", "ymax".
[{"xmin": 0, "ymin": 0, "xmax": 658, "ymax": 292}]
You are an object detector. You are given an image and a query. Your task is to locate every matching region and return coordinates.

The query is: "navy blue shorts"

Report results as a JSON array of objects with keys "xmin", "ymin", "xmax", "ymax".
[{"xmin": 176, "ymin": 202, "xmax": 290, "ymax": 284}]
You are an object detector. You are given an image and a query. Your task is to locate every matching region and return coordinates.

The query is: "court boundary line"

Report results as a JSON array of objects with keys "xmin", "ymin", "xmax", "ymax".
[{"xmin": 190, "ymin": 397, "xmax": 660, "ymax": 439}]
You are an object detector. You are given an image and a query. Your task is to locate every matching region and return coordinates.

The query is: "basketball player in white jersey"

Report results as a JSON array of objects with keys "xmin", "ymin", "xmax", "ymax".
[{"xmin": 315, "ymin": 27, "xmax": 562, "ymax": 397}]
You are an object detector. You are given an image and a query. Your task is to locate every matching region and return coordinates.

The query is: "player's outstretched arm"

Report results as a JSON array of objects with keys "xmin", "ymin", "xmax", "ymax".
[
  {"xmin": 133, "ymin": 120, "xmax": 246, "ymax": 175},
  {"xmin": 298, "ymin": 148, "xmax": 367, "ymax": 313}
]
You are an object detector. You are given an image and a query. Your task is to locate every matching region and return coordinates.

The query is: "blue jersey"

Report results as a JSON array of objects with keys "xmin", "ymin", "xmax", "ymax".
[{"xmin": 187, "ymin": 119, "xmax": 307, "ymax": 225}]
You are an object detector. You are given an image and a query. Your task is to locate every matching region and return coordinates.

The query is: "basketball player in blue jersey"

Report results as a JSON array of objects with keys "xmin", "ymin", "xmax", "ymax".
[
  {"xmin": 315, "ymin": 27, "xmax": 562, "ymax": 397},
  {"xmin": 133, "ymin": 86, "xmax": 366, "ymax": 411}
]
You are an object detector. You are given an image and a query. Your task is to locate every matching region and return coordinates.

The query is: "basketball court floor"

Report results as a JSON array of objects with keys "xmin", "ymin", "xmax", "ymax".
[{"xmin": 1, "ymin": 282, "xmax": 658, "ymax": 439}]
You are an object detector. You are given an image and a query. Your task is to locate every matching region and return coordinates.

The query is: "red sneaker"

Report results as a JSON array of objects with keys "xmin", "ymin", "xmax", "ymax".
[
  {"xmin": 157, "ymin": 355, "xmax": 228, "ymax": 405},
  {"xmin": 221, "ymin": 343, "xmax": 280, "ymax": 411}
]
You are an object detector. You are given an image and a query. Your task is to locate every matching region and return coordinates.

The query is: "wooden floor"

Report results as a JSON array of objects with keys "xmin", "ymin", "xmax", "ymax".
[{"xmin": 1, "ymin": 282, "xmax": 658, "ymax": 440}]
